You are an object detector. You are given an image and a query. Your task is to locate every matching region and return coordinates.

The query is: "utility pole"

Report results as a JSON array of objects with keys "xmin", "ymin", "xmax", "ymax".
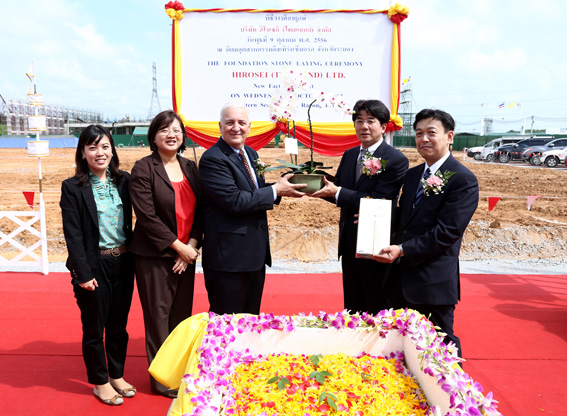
[{"xmin": 147, "ymin": 62, "xmax": 162, "ymax": 121}]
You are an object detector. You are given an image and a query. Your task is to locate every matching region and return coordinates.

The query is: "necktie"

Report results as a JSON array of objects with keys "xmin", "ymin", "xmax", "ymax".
[
  {"xmin": 355, "ymin": 148, "xmax": 365, "ymax": 182},
  {"xmin": 413, "ymin": 167, "xmax": 431, "ymax": 207},
  {"xmin": 238, "ymin": 149, "xmax": 257, "ymax": 188}
]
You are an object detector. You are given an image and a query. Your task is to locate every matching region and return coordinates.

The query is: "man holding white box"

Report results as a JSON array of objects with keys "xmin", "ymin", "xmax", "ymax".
[
  {"xmin": 373, "ymin": 109, "xmax": 479, "ymax": 356},
  {"xmin": 311, "ymin": 100, "xmax": 408, "ymax": 314}
]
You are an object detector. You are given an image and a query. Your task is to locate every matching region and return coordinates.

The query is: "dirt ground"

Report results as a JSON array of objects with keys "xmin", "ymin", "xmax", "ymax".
[{"xmin": 1, "ymin": 146, "xmax": 566, "ymax": 263}]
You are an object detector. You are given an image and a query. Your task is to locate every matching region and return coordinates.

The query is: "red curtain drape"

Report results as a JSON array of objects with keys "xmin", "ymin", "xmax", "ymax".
[{"xmin": 185, "ymin": 124, "xmax": 359, "ymax": 157}]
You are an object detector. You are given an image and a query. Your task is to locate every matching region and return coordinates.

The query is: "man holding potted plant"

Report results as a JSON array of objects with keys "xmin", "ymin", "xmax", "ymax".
[
  {"xmin": 199, "ymin": 102, "xmax": 306, "ymax": 315},
  {"xmin": 311, "ymin": 99, "xmax": 408, "ymax": 314}
]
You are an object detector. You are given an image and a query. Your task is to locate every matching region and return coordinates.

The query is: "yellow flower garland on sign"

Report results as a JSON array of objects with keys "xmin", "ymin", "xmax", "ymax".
[
  {"xmin": 228, "ymin": 352, "xmax": 428, "ymax": 415},
  {"xmin": 166, "ymin": 8, "xmax": 184, "ymax": 20},
  {"xmin": 388, "ymin": 3, "xmax": 410, "ymax": 18},
  {"xmin": 391, "ymin": 114, "xmax": 404, "ymax": 129}
]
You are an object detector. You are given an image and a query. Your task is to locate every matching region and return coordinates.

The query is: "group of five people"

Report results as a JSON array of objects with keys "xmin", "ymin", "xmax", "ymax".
[{"xmin": 60, "ymin": 99, "xmax": 478, "ymax": 405}]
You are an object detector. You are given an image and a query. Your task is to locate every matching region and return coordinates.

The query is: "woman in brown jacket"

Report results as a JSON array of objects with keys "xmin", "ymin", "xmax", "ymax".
[{"xmin": 129, "ymin": 110, "xmax": 202, "ymax": 398}]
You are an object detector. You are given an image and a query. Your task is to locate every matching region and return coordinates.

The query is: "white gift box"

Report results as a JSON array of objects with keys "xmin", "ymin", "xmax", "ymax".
[{"xmin": 356, "ymin": 198, "xmax": 391, "ymax": 258}]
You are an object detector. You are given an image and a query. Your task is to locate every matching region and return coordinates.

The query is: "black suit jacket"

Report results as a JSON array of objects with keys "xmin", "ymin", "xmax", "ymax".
[
  {"xmin": 129, "ymin": 151, "xmax": 203, "ymax": 258},
  {"xmin": 60, "ymin": 172, "xmax": 132, "ymax": 284},
  {"xmin": 393, "ymin": 154, "xmax": 479, "ymax": 305},
  {"xmin": 199, "ymin": 138, "xmax": 278, "ymax": 272},
  {"xmin": 333, "ymin": 141, "xmax": 408, "ymax": 258}
]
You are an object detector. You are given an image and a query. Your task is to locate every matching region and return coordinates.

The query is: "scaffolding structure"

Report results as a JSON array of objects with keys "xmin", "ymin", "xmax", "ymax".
[
  {"xmin": 395, "ymin": 78, "xmax": 414, "ymax": 143},
  {"xmin": 0, "ymin": 97, "xmax": 103, "ymax": 136}
]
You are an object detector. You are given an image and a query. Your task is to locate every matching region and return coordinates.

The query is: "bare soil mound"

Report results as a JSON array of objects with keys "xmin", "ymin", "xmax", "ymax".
[{"xmin": 1, "ymin": 147, "xmax": 566, "ymax": 263}]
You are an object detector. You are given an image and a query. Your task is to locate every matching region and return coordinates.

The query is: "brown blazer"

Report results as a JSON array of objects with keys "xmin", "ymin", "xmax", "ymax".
[{"xmin": 129, "ymin": 151, "xmax": 203, "ymax": 258}]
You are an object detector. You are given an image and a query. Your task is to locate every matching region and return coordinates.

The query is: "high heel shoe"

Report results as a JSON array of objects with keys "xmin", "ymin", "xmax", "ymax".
[
  {"xmin": 93, "ymin": 387, "xmax": 124, "ymax": 406},
  {"xmin": 109, "ymin": 379, "xmax": 137, "ymax": 398}
]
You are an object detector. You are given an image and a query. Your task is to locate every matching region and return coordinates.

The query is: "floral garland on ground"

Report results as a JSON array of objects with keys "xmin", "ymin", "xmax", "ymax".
[{"xmin": 183, "ymin": 310, "xmax": 502, "ymax": 416}]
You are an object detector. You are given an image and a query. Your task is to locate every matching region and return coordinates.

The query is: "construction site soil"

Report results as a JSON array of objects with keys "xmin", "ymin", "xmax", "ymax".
[{"xmin": 1, "ymin": 147, "xmax": 566, "ymax": 264}]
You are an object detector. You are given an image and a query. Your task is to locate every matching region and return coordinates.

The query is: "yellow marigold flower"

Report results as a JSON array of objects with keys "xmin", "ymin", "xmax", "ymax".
[{"xmin": 228, "ymin": 352, "xmax": 428, "ymax": 415}]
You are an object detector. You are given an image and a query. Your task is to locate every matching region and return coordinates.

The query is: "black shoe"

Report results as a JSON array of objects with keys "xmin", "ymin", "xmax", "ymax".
[
  {"xmin": 164, "ymin": 389, "xmax": 178, "ymax": 399},
  {"xmin": 152, "ymin": 388, "xmax": 178, "ymax": 399}
]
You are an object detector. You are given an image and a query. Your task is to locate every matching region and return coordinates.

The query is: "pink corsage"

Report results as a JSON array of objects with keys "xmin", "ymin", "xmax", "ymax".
[
  {"xmin": 421, "ymin": 170, "xmax": 457, "ymax": 196},
  {"xmin": 360, "ymin": 150, "xmax": 388, "ymax": 177}
]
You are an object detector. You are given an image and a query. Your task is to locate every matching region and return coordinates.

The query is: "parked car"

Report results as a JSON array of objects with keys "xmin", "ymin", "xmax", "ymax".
[
  {"xmin": 520, "ymin": 138, "xmax": 567, "ymax": 165},
  {"xmin": 537, "ymin": 146, "xmax": 567, "ymax": 167},
  {"xmin": 482, "ymin": 148, "xmax": 498, "ymax": 162},
  {"xmin": 467, "ymin": 145, "xmax": 485, "ymax": 160},
  {"xmin": 474, "ymin": 137, "xmax": 522, "ymax": 161},
  {"xmin": 493, "ymin": 137, "xmax": 554, "ymax": 163}
]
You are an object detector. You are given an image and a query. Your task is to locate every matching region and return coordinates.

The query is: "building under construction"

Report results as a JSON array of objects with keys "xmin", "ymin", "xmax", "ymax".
[{"xmin": 0, "ymin": 96, "xmax": 103, "ymax": 136}]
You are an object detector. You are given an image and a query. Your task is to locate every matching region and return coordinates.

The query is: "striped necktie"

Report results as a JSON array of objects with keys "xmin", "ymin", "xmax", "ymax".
[
  {"xmin": 355, "ymin": 148, "xmax": 365, "ymax": 182},
  {"xmin": 238, "ymin": 149, "xmax": 257, "ymax": 188},
  {"xmin": 413, "ymin": 167, "xmax": 431, "ymax": 207}
]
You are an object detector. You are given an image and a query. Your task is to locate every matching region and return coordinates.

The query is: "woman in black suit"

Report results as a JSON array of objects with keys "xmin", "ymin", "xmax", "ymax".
[
  {"xmin": 129, "ymin": 110, "xmax": 202, "ymax": 398},
  {"xmin": 60, "ymin": 125, "xmax": 135, "ymax": 406}
]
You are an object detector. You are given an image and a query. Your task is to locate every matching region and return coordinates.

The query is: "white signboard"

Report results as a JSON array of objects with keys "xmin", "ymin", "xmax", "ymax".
[
  {"xmin": 178, "ymin": 10, "xmax": 394, "ymax": 122},
  {"xmin": 28, "ymin": 115, "xmax": 47, "ymax": 132}
]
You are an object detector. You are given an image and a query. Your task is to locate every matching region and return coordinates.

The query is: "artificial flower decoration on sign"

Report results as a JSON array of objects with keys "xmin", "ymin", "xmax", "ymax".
[
  {"xmin": 422, "ymin": 171, "xmax": 457, "ymax": 196},
  {"xmin": 360, "ymin": 149, "xmax": 388, "ymax": 177},
  {"xmin": 388, "ymin": 3, "xmax": 409, "ymax": 23},
  {"xmin": 165, "ymin": 1, "xmax": 185, "ymax": 20},
  {"xmin": 387, "ymin": 113, "xmax": 404, "ymax": 132}
]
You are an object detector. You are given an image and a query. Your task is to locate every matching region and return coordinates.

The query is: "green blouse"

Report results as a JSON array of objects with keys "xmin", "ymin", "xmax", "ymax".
[{"xmin": 90, "ymin": 170, "xmax": 126, "ymax": 249}]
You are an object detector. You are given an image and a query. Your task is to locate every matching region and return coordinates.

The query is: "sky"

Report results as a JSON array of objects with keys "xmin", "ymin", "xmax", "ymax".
[{"xmin": 1, "ymin": 0, "xmax": 567, "ymax": 133}]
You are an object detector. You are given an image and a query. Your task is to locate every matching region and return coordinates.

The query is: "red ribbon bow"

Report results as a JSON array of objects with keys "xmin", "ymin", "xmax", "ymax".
[{"xmin": 165, "ymin": 1, "xmax": 184, "ymax": 11}]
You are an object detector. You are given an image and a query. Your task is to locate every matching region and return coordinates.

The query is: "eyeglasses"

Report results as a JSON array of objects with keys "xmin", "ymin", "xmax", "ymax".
[
  {"xmin": 158, "ymin": 128, "xmax": 183, "ymax": 136},
  {"xmin": 354, "ymin": 118, "xmax": 379, "ymax": 126}
]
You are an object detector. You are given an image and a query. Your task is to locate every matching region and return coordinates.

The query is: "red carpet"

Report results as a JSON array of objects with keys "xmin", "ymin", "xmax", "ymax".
[{"xmin": 0, "ymin": 271, "xmax": 565, "ymax": 415}]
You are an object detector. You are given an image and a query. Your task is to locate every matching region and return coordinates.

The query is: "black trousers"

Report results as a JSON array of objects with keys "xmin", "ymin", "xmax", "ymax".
[
  {"xmin": 341, "ymin": 236, "xmax": 389, "ymax": 315},
  {"xmin": 73, "ymin": 253, "xmax": 134, "ymax": 385},
  {"xmin": 204, "ymin": 267, "xmax": 265, "ymax": 315},
  {"xmin": 135, "ymin": 255, "xmax": 195, "ymax": 394},
  {"xmin": 403, "ymin": 302, "xmax": 461, "ymax": 357},
  {"xmin": 385, "ymin": 268, "xmax": 462, "ymax": 357}
]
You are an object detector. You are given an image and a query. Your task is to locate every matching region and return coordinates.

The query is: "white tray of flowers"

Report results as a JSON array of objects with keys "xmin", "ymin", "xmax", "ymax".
[{"xmin": 151, "ymin": 310, "xmax": 501, "ymax": 416}]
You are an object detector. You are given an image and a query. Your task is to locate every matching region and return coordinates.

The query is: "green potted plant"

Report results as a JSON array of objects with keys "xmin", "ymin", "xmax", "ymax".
[{"xmin": 269, "ymin": 70, "xmax": 353, "ymax": 193}]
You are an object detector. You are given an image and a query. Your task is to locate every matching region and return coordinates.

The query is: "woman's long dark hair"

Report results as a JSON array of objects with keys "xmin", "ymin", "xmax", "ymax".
[{"xmin": 74, "ymin": 125, "xmax": 124, "ymax": 186}]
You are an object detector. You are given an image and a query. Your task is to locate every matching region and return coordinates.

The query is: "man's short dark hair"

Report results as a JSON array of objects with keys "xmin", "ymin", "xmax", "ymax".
[
  {"xmin": 413, "ymin": 109, "xmax": 455, "ymax": 133},
  {"xmin": 352, "ymin": 100, "xmax": 390, "ymax": 125}
]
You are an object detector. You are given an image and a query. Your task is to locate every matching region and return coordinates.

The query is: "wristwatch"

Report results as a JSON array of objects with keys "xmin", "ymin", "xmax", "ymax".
[{"xmin": 398, "ymin": 244, "xmax": 405, "ymax": 257}]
